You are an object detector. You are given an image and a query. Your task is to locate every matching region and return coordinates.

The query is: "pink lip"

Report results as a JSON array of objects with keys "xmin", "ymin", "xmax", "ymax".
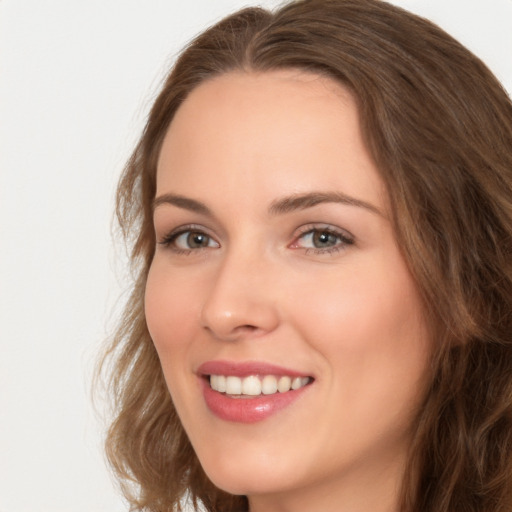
[{"xmin": 197, "ymin": 360, "xmax": 313, "ymax": 424}]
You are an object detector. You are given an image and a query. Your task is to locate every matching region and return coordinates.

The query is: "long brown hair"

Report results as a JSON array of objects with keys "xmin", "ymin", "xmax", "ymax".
[{"xmin": 99, "ymin": 1, "xmax": 512, "ymax": 510}]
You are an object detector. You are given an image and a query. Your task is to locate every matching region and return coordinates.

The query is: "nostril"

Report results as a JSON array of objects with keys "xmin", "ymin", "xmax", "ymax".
[
  {"xmin": 203, "ymin": 322, "xmax": 262, "ymax": 342},
  {"xmin": 234, "ymin": 324, "xmax": 262, "ymax": 336}
]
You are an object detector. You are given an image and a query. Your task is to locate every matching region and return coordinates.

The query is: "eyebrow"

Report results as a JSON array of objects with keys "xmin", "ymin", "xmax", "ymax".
[
  {"xmin": 152, "ymin": 191, "xmax": 382, "ymax": 217},
  {"xmin": 152, "ymin": 194, "xmax": 212, "ymax": 215},
  {"xmin": 268, "ymin": 191, "xmax": 383, "ymax": 216}
]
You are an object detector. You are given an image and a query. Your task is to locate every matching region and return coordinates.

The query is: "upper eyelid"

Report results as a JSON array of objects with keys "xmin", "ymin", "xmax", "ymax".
[
  {"xmin": 293, "ymin": 223, "xmax": 354, "ymax": 239},
  {"xmin": 289, "ymin": 224, "xmax": 356, "ymax": 253},
  {"xmin": 158, "ymin": 224, "xmax": 219, "ymax": 245},
  {"xmin": 157, "ymin": 227, "xmax": 220, "ymax": 256},
  {"xmin": 159, "ymin": 223, "xmax": 213, "ymax": 237}
]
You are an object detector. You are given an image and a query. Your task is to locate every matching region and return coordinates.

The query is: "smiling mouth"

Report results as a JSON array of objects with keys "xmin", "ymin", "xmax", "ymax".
[{"xmin": 208, "ymin": 374, "xmax": 313, "ymax": 397}]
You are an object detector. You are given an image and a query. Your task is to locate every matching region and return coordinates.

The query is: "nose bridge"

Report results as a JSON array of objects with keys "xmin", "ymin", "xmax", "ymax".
[{"xmin": 200, "ymin": 244, "xmax": 279, "ymax": 340}]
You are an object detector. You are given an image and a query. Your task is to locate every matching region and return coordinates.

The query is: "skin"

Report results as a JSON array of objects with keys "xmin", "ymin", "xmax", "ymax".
[{"xmin": 145, "ymin": 70, "xmax": 432, "ymax": 512}]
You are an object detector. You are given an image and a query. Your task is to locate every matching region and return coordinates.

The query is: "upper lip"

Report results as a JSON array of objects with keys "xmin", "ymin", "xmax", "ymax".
[{"xmin": 197, "ymin": 360, "xmax": 312, "ymax": 378}]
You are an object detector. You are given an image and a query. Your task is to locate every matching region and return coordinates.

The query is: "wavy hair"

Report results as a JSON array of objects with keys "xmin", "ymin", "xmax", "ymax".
[{"xmin": 98, "ymin": 1, "xmax": 512, "ymax": 510}]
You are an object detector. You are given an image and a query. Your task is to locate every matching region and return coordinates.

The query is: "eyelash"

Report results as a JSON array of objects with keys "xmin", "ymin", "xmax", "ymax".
[
  {"xmin": 158, "ymin": 224, "xmax": 355, "ymax": 255},
  {"xmin": 158, "ymin": 224, "xmax": 217, "ymax": 255},
  {"xmin": 290, "ymin": 225, "xmax": 354, "ymax": 255}
]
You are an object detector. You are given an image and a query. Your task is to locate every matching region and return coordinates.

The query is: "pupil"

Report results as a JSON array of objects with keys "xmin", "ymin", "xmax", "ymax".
[
  {"xmin": 188, "ymin": 232, "xmax": 208, "ymax": 248},
  {"xmin": 313, "ymin": 231, "xmax": 336, "ymax": 247}
]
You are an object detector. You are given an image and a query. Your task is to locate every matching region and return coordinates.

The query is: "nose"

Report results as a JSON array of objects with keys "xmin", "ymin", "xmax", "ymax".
[{"xmin": 200, "ymin": 251, "xmax": 280, "ymax": 342}]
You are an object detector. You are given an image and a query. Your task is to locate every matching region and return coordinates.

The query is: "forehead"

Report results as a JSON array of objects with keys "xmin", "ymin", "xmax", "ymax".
[{"xmin": 156, "ymin": 70, "xmax": 386, "ymax": 212}]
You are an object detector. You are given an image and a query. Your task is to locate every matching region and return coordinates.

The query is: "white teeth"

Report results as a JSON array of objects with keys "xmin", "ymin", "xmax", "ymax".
[
  {"xmin": 209, "ymin": 374, "xmax": 311, "ymax": 396},
  {"xmin": 242, "ymin": 375, "xmax": 261, "ymax": 396},
  {"xmin": 292, "ymin": 377, "xmax": 306, "ymax": 390},
  {"xmin": 277, "ymin": 376, "xmax": 292, "ymax": 393},
  {"xmin": 216, "ymin": 375, "xmax": 226, "ymax": 392},
  {"xmin": 225, "ymin": 376, "xmax": 242, "ymax": 395},
  {"xmin": 261, "ymin": 375, "xmax": 278, "ymax": 395}
]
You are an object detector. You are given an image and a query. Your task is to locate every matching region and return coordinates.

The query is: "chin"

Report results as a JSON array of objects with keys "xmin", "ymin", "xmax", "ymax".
[
  {"xmin": 207, "ymin": 471, "xmax": 294, "ymax": 498},
  {"xmin": 198, "ymin": 447, "xmax": 303, "ymax": 497}
]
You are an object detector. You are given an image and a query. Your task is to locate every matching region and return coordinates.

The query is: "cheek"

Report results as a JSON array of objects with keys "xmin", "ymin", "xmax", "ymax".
[
  {"xmin": 292, "ymin": 260, "xmax": 419, "ymax": 339},
  {"xmin": 144, "ymin": 261, "xmax": 207, "ymax": 423},
  {"xmin": 144, "ymin": 261, "xmax": 200, "ymax": 361},
  {"xmin": 291, "ymin": 263, "xmax": 430, "ymax": 465},
  {"xmin": 290, "ymin": 255, "xmax": 430, "ymax": 399}
]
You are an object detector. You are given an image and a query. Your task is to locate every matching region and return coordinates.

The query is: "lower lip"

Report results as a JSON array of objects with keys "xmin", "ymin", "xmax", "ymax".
[{"xmin": 201, "ymin": 379, "xmax": 310, "ymax": 423}]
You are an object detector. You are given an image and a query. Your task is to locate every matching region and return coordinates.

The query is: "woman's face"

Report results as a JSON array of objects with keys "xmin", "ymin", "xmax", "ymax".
[{"xmin": 146, "ymin": 71, "xmax": 431, "ymax": 510}]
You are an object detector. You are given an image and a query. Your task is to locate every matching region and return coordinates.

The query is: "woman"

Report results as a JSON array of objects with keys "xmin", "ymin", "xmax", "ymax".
[{"xmin": 100, "ymin": 0, "xmax": 512, "ymax": 511}]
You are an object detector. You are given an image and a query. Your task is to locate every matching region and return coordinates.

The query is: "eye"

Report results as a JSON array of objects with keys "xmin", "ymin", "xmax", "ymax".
[
  {"xmin": 174, "ymin": 231, "xmax": 216, "ymax": 249},
  {"xmin": 290, "ymin": 226, "xmax": 354, "ymax": 253},
  {"xmin": 159, "ymin": 226, "xmax": 220, "ymax": 253}
]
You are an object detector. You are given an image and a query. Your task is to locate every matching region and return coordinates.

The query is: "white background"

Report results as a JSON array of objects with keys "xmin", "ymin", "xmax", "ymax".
[{"xmin": 1, "ymin": 1, "xmax": 511, "ymax": 511}]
